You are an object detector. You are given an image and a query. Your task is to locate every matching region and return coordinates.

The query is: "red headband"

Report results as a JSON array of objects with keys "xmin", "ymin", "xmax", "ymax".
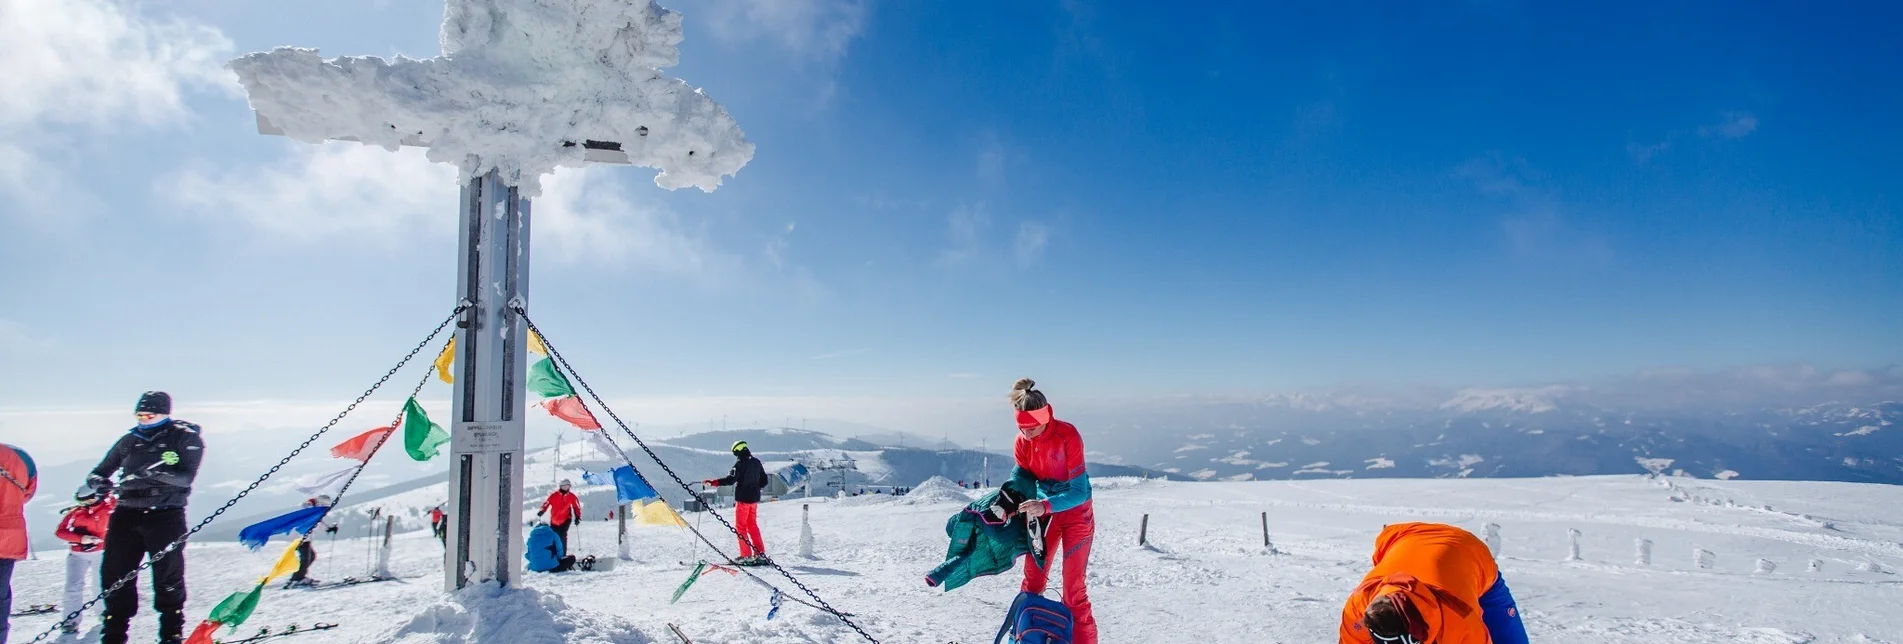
[{"xmin": 1015, "ymin": 406, "xmax": 1054, "ymax": 429}]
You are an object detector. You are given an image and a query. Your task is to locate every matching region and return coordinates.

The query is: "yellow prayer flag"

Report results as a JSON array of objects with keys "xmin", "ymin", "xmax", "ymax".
[
  {"xmin": 262, "ymin": 539, "xmax": 303, "ymax": 584},
  {"xmin": 434, "ymin": 338, "xmax": 456, "ymax": 384},
  {"xmin": 528, "ymin": 330, "xmax": 548, "ymax": 356},
  {"xmin": 636, "ymin": 499, "xmax": 686, "ymax": 527}
]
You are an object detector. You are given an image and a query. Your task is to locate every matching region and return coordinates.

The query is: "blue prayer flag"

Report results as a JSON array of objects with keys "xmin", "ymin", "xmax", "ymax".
[{"xmin": 238, "ymin": 506, "xmax": 328, "ymax": 550}]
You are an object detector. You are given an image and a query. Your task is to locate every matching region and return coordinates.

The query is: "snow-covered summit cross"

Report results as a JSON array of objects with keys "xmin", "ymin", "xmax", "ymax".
[
  {"xmin": 226, "ymin": 0, "xmax": 750, "ymax": 592},
  {"xmin": 229, "ymin": 0, "xmax": 753, "ymax": 195}
]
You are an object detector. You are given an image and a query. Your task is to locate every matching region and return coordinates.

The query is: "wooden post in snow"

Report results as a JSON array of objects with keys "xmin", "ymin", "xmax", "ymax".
[{"xmin": 1138, "ymin": 514, "xmax": 1149, "ymax": 547}]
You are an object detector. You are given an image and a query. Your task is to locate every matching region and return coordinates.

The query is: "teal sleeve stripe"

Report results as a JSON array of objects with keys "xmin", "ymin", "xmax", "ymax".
[{"xmin": 1041, "ymin": 472, "xmax": 1091, "ymax": 513}]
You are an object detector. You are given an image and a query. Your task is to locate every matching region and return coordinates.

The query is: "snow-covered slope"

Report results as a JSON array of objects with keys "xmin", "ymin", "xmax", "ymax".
[{"xmin": 7, "ymin": 475, "xmax": 1899, "ymax": 643}]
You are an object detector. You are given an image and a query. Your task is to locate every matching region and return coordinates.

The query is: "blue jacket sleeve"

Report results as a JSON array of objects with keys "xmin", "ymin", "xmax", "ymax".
[{"xmin": 1038, "ymin": 472, "xmax": 1092, "ymax": 513}]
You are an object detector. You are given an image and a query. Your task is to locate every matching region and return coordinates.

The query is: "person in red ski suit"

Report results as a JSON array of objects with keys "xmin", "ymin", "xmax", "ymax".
[
  {"xmin": 54, "ymin": 487, "xmax": 116, "ymax": 633},
  {"xmin": 1008, "ymin": 378, "xmax": 1097, "ymax": 644},
  {"xmin": 538, "ymin": 480, "xmax": 582, "ymax": 553}
]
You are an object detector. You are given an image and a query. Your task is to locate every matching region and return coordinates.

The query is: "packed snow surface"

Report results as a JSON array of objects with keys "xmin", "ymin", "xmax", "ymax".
[
  {"xmin": 9, "ymin": 476, "xmax": 1901, "ymax": 643},
  {"xmin": 227, "ymin": 0, "xmax": 752, "ymax": 196}
]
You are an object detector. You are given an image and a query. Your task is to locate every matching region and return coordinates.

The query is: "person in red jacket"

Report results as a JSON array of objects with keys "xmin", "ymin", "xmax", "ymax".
[
  {"xmin": 1, "ymin": 442, "xmax": 38, "ymax": 644},
  {"xmin": 537, "ymin": 480, "xmax": 581, "ymax": 553},
  {"xmin": 1008, "ymin": 379, "xmax": 1098, "ymax": 644},
  {"xmin": 55, "ymin": 486, "xmax": 116, "ymax": 633},
  {"xmin": 429, "ymin": 505, "xmax": 447, "ymax": 546}
]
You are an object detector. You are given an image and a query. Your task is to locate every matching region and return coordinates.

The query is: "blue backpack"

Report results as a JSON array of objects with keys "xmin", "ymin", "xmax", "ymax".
[{"xmin": 992, "ymin": 591, "xmax": 1073, "ymax": 644}]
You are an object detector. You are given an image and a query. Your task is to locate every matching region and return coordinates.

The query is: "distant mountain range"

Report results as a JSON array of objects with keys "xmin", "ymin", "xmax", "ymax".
[{"xmin": 1067, "ymin": 390, "xmax": 1902, "ymax": 485}]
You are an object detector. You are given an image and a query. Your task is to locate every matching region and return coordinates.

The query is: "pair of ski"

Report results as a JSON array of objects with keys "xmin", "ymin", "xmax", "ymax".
[
  {"xmin": 9, "ymin": 604, "xmax": 57, "ymax": 617},
  {"xmin": 215, "ymin": 622, "xmax": 338, "ymax": 644},
  {"xmin": 281, "ymin": 575, "xmax": 395, "ymax": 591}
]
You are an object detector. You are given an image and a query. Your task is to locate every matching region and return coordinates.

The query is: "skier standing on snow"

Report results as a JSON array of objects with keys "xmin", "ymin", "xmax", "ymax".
[
  {"xmin": 54, "ymin": 485, "xmax": 116, "ymax": 633},
  {"xmin": 429, "ymin": 505, "xmax": 447, "ymax": 546},
  {"xmin": 1008, "ymin": 378, "xmax": 1098, "ymax": 644},
  {"xmin": 0, "ymin": 442, "xmax": 38, "ymax": 644},
  {"xmin": 89, "ymin": 391, "xmax": 204, "ymax": 644},
  {"xmin": 1338, "ymin": 522, "xmax": 1529, "ymax": 644},
  {"xmin": 703, "ymin": 441, "xmax": 770, "ymax": 565},
  {"xmin": 536, "ymin": 480, "xmax": 581, "ymax": 553},
  {"xmin": 286, "ymin": 496, "xmax": 338, "ymax": 588}
]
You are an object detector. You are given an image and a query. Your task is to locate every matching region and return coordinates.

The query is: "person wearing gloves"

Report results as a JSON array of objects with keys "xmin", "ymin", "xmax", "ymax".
[
  {"xmin": 703, "ymin": 441, "xmax": 770, "ymax": 565},
  {"xmin": 89, "ymin": 391, "xmax": 205, "ymax": 644},
  {"xmin": 537, "ymin": 480, "xmax": 582, "ymax": 553},
  {"xmin": 53, "ymin": 485, "xmax": 116, "ymax": 633},
  {"xmin": 1007, "ymin": 378, "xmax": 1098, "ymax": 644},
  {"xmin": 0, "ymin": 442, "xmax": 38, "ymax": 644}
]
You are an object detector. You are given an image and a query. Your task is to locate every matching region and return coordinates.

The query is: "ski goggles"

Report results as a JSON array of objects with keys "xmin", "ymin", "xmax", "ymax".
[{"xmin": 1015, "ymin": 406, "xmax": 1054, "ymax": 429}]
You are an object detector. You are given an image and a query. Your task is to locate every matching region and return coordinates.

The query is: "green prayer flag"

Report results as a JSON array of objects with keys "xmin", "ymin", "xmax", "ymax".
[
  {"xmin": 208, "ymin": 583, "xmax": 264, "ymax": 631},
  {"xmin": 527, "ymin": 358, "xmax": 576, "ymax": 399},
  {"xmin": 403, "ymin": 397, "xmax": 449, "ymax": 462},
  {"xmin": 670, "ymin": 561, "xmax": 707, "ymax": 604}
]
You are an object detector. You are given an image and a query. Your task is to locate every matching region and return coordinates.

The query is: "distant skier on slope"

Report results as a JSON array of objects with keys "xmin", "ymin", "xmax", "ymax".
[
  {"xmin": 1008, "ymin": 378, "xmax": 1098, "ymax": 644},
  {"xmin": 429, "ymin": 505, "xmax": 446, "ymax": 546},
  {"xmin": 53, "ymin": 485, "xmax": 115, "ymax": 633},
  {"xmin": 537, "ymin": 479, "xmax": 581, "ymax": 553},
  {"xmin": 1338, "ymin": 522, "xmax": 1530, "ymax": 644},
  {"xmin": 703, "ymin": 441, "xmax": 770, "ymax": 565},
  {"xmin": 285, "ymin": 496, "xmax": 338, "ymax": 589}
]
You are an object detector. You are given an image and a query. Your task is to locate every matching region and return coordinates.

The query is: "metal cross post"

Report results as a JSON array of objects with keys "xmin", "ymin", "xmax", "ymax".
[
  {"xmin": 227, "ymin": 0, "xmax": 751, "ymax": 594},
  {"xmin": 446, "ymin": 170, "xmax": 532, "ymax": 590}
]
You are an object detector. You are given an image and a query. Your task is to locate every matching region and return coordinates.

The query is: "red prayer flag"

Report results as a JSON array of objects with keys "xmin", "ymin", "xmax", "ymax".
[
  {"xmin": 540, "ymin": 396, "xmax": 601, "ymax": 430},
  {"xmin": 184, "ymin": 620, "xmax": 221, "ymax": 644},
  {"xmin": 330, "ymin": 426, "xmax": 393, "ymax": 462}
]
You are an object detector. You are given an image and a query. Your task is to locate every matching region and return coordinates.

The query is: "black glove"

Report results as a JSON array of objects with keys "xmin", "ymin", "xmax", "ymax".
[{"xmin": 325, "ymin": 525, "xmax": 339, "ymax": 534}]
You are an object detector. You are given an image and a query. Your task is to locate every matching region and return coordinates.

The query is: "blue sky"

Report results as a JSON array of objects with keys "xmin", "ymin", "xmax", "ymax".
[{"xmin": 1, "ymin": 0, "xmax": 1897, "ymax": 428}]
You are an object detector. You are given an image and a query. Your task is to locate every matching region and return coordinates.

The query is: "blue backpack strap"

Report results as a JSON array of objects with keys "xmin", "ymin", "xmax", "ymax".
[{"xmin": 994, "ymin": 591, "xmax": 1032, "ymax": 644}]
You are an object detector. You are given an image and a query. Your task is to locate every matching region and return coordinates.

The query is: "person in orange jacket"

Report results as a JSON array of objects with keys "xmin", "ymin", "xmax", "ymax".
[
  {"xmin": 54, "ymin": 486, "xmax": 117, "ymax": 633},
  {"xmin": 1, "ymin": 442, "xmax": 38, "ymax": 644},
  {"xmin": 1339, "ymin": 522, "xmax": 1529, "ymax": 644}
]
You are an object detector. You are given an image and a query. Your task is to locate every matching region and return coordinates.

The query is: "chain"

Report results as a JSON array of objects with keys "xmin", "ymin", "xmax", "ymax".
[
  {"xmin": 514, "ymin": 307, "xmax": 881, "ymax": 644},
  {"xmin": 28, "ymin": 305, "xmax": 468, "ymax": 644}
]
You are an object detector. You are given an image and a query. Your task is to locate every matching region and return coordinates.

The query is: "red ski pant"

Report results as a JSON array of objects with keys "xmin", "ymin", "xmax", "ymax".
[
  {"xmin": 1020, "ymin": 503, "xmax": 1097, "ymax": 644},
  {"xmin": 735, "ymin": 502, "xmax": 766, "ymax": 557}
]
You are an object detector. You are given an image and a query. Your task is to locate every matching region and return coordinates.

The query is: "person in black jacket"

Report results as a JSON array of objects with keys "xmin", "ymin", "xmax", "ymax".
[
  {"xmin": 702, "ymin": 441, "xmax": 770, "ymax": 565},
  {"xmin": 88, "ymin": 392, "xmax": 204, "ymax": 644}
]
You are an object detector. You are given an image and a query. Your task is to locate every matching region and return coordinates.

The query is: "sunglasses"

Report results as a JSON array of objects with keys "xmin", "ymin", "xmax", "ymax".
[{"xmin": 135, "ymin": 412, "xmax": 160, "ymax": 420}]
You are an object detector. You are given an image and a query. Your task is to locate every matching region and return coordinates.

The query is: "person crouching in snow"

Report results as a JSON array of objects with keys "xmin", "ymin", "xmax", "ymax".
[
  {"xmin": 1008, "ymin": 378, "xmax": 1098, "ymax": 644},
  {"xmin": 525, "ymin": 521, "xmax": 592, "ymax": 572},
  {"xmin": 703, "ymin": 441, "xmax": 770, "ymax": 566},
  {"xmin": 1339, "ymin": 522, "xmax": 1530, "ymax": 644},
  {"xmin": 53, "ymin": 485, "xmax": 116, "ymax": 633}
]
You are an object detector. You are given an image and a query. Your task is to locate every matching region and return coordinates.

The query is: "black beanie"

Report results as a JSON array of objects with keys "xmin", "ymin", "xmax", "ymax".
[{"xmin": 136, "ymin": 391, "xmax": 172, "ymax": 415}]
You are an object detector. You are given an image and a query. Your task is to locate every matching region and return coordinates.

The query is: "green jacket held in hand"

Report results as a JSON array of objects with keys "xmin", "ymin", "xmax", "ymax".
[{"xmin": 926, "ymin": 480, "xmax": 1046, "ymax": 592}]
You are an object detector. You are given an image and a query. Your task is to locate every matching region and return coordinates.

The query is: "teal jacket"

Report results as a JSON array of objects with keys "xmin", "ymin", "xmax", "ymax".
[{"xmin": 926, "ymin": 480, "xmax": 1045, "ymax": 592}]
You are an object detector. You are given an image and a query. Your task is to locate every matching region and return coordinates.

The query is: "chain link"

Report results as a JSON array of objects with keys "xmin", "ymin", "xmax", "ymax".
[
  {"xmin": 515, "ymin": 308, "xmax": 881, "ymax": 644},
  {"xmin": 27, "ymin": 305, "xmax": 468, "ymax": 644}
]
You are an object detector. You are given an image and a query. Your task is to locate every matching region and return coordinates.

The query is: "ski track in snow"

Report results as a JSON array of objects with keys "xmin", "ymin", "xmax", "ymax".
[{"xmin": 7, "ymin": 475, "xmax": 1900, "ymax": 643}]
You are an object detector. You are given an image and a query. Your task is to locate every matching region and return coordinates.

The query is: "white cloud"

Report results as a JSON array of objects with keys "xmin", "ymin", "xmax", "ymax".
[
  {"xmin": 0, "ymin": 0, "xmax": 234, "ymax": 129},
  {"xmin": 1626, "ymin": 140, "xmax": 1671, "ymax": 163},
  {"xmin": 1701, "ymin": 111, "xmax": 1759, "ymax": 139},
  {"xmin": 167, "ymin": 141, "xmax": 729, "ymax": 275},
  {"xmin": 170, "ymin": 142, "xmax": 459, "ymax": 241},
  {"xmin": 1015, "ymin": 221, "xmax": 1050, "ymax": 265},
  {"xmin": 698, "ymin": 0, "xmax": 870, "ymax": 65},
  {"xmin": 939, "ymin": 203, "xmax": 991, "ymax": 266}
]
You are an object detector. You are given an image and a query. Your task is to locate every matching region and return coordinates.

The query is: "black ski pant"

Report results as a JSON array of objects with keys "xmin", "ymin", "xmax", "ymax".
[
  {"xmin": 100, "ymin": 507, "xmax": 188, "ymax": 644},
  {"xmin": 291, "ymin": 538, "xmax": 316, "ymax": 582},
  {"xmin": 552, "ymin": 520, "xmax": 572, "ymax": 552}
]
